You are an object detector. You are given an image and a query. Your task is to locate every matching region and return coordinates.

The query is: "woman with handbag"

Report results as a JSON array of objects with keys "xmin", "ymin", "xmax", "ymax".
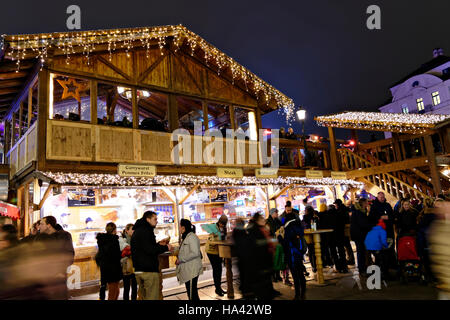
[
  {"xmin": 205, "ymin": 214, "xmax": 228, "ymax": 296},
  {"xmin": 176, "ymin": 219, "xmax": 203, "ymax": 300},
  {"xmin": 119, "ymin": 223, "xmax": 137, "ymax": 300}
]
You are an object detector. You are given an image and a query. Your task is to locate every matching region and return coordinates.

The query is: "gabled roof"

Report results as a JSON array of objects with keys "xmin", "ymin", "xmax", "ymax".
[
  {"xmin": 315, "ymin": 111, "xmax": 450, "ymax": 134},
  {"xmin": 0, "ymin": 25, "xmax": 294, "ymax": 120},
  {"xmin": 390, "ymin": 55, "xmax": 450, "ymax": 88}
]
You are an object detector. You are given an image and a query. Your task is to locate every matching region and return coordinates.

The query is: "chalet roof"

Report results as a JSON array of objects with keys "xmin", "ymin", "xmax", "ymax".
[
  {"xmin": 37, "ymin": 171, "xmax": 364, "ymax": 188},
  {"xmin": 0, "ymin": 25, "xmax": 294, "ymax": 120},
  {"xmin": 314, "ymin": 111, "xmax": 450, "ymax": 134}
]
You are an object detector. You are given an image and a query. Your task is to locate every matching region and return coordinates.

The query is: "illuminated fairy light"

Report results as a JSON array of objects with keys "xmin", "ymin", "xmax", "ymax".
[
  {"xmin": 39, "ymin": 171, "xmax": 364, "ymax": 188},
  {"xmin": 1, "ymin": 25, "xmax": 295, "ymax": 123},
  {"xmin": 315, "ymin": 111, "xmax": 450, "ymax": 134}
]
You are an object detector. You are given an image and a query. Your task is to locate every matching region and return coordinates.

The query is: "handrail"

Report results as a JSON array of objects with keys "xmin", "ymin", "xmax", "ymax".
[
  {"xmin": 339, "ymin": 148, "xmax": 429, "ymax": 199},
  {"xmin": 6, "ymin": 121, "xmax": 37, "ymax": 158}
]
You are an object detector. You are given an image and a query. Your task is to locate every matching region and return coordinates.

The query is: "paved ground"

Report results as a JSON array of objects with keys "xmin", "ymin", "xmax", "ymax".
[{"xmin": 71, "ymin": 259, "xmax": 439, "ymax": 300}]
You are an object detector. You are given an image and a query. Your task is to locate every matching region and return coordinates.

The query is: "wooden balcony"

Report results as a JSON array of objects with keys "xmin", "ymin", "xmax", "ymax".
[{"xmin": 6, "ymin": 122, "xmax": 37, "ymax": 178}]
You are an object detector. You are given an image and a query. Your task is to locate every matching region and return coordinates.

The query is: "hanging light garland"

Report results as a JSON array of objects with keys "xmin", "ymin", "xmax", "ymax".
[
  {"xmin": 1, "ymin": 25, "xmax": 295, "ymax": 123},
  {"xmin": 39, "ymin": 171, "xmax": 364, "ymax": 188},
  {"xmin": 315, "ymin": 111, "xmax": 450, "ymax": 134}
]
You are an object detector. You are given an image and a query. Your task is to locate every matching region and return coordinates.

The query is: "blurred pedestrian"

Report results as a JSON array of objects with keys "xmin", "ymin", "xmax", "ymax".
[
  {"xmin": 131, "ymin": 211, "xmax": 172, "ymax": 300},
  {"xmin": 246, "ymin": 212, "xmax": 276, "ymax": 300},
  {"xmin": 119, "ymin": 223, "xmax": 137, "ymax": 300},
  {"xmin": 335, "ymin": 199, "xmax": 355, "ymax": 265},
  {"xmin": 96, "ymin": 222, "xmax": 122, "ymax": 300},
  {"xmin": 205, "ymin": 214, "xmax": 228, "ymax": 296},
  {"xmin": 350, "ymin": 198, "xmax": 371, "ymax": 275},
  {"xmin": 266, "ymin": 208, "xmax": 283, "ymax": 282},
  {"xmin": 416, "ymin": 198, "xmax": 436, "ymax": 283},
  {"xmin": 397, "ymin": 200, "xmax": 419, "ymax": 237},
  {"xmin": 232, "ymin": 218, "xmax": 253, "ymax": 299},
  {"xmin": 176, "ymin": 219, "xmax": 203, "ymax": 301},
  {"xmin": 21, "ymin": 221, "xmax": 40, "ymax": 243}
]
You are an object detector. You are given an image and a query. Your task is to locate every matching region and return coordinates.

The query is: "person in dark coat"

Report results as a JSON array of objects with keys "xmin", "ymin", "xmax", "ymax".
[
  {"xmin": 36, "ymin": 216, "xmax": 75, "ymax": 299},
  {"xmin": 396, "ymin": 200, "xmax": 419, "ymax": 237},
  {"xmin": 317, "ymin": 203, "xmax": 333, "ymax": 267},
  {"xmin": 96, "ymin": 222, "xmax": 123, "ymax": 300},
  {"xmin": 280, "ymin": 212, "xmax": 307, "ymax": 300},
  {"xmin": 330, "ymin": 202, "xmax": 349, "ymax": 273},
  {"xmin": 350, "ymin": 198, "xmax": 371, "ymax": 275},
  {"xmin": 131, "ymin": 211, "xmax": 171, "ymax": 300},
  {"xmin": 416, "ymin": 198, "xmax": 436, "ymax": 282},
  {"xmin": 232, "ymin": 218, "xmax": 253, "ymax": 299},
  {"xmin": 302, "ymin": 206, "xmax": 318, "ymax": 272},
  {"xmin": 266, "ymin": 208, "xmax": 283, "ymax": 282},
  {"xmin": 334, "ymin": 199, "xmax": 355, "ymax": 265},
  {"xmin": 246, "ymin": 212, "xmax": 276, "ymax": 300},
  {"xmin": 369, "ymin": 192, "xmax": 397, "ymax": 271}
]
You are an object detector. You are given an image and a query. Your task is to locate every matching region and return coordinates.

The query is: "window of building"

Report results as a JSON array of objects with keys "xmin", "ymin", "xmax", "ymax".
[
  {"xmin": 416, "ymin": 98, "xmax": 424, "ymax": 111},
  {"xmin": 50, "ymin": 74, "xmax": 91, "ymax": 121},
  {"xmin": 235, "ymin": 106, "xmax": 258, "ymax": 140},
  {"xmin": 177, "ymin": 97, "xmax": 204, "ymax": 134},
  {"xmin": 97, "ymin": 83, "xmax": 133, "ymax": 127},
  {"xmin": 432, "ymin": 91, "xmax": 441, "ymax": 106},
  {"xmin": 207, "ymin": 103, "xmax": 231, "ymax": 136},
  {"xmin": 401, "ymin": 105, "xmax": 409, "ymax": 114}
]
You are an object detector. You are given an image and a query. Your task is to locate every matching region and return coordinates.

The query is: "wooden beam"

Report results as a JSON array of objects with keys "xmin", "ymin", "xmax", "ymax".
[
  {"xmin": 27, "ymin": 86, "xmax": 33, "ymax": 128},
  {"xmin": 328, "ymin": 127, "xmax": 339, "ymax": 171},
  {"xmin": 0, "ymin": 71, "xmax": 29, "ymax": 80},
  {"xmin": 132, "ymin": 88, "xmax": 139, "ymax": 129},
  {"xmin": 229, "ymin": 105, "xmax": 236, "ymax": 131},
  {"xmin": 90, "ymin": 80, "xmax": 98, "ymax": 125},
  {"xmin": 38, "ymin": 183, "xmax": 56, "ymax": 210},
  {"xmin": 97, "ymin": 55, "xmax": 131, "ymax": 81},
  {"xmin": 179, "ymin": 185, "xmax": 200, "ymax": 205},
  {"xmin": 37, "ymin": 68, "xmax": 49, "ymax": 171},
  {"xmin": 167, "ymin": 94, "xmax": 178, "ymax": 132},
  {"xmin": 137, "ymin": 53, "xmax": 166, "ymax": 83},
  {"xmin": 269, "ymin": 184, "xmax": 292, "ymax": 200},
  {"xmin": 346, "ymin": 157, "xmax": 428, "ymax": 179},
  {"xmin": 11, "ymin": 112, "xmax": 16, "ymax": 146},
  {"xmin": 18, "ymin": 100, "xmax": 23, "ymax": 138},
  {"xmin": 424, "ymin": 135, "xmax": 442, "ymax": 196},
  {"xmin": 202, "ymin": 101, "xmax": 209, "ymax": 131}
]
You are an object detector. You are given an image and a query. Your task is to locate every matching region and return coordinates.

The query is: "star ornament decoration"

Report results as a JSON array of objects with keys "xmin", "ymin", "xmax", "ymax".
[{"xmin": 56, "ymin": 78, "xmax": 87, "ymax": 102}]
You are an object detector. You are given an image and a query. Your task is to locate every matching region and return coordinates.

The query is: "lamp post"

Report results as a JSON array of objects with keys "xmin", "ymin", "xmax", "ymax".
[{"xmin": 296, "ymin": 107, "xmax": 307, "ymax": 167}]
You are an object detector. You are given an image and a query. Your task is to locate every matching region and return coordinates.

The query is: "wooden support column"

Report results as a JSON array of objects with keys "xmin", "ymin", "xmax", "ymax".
[
  {"xmin": 90, "ymin": 80, "xmax": 98, "ymax": 125},
  {"xmin": 202, "ymin": 101, "xmax": 209, "ymax": 132},
  {"xmin": 132, "ymin": 88, "xmax": 139, "ymax": 129},
  {"xmin": 255, "ymin": 107, "xmax": 263, "ymax": 140},
  {"xmin": 179, "ymin": 185, "xmax": 199, "ymax": 205},
  {"xmin": 391, "ymin": 133, "xmax": 402, "ymax": 161},
  {"xmin": 28, "ymin": 86, "xmax": 33, "ymax": 128},
  {"xmin": 328, "ymin": 127, "xmax": 340, "ymax": 171},
  {"xmin": 11, "ymin": 112, "xmax": 16, "ymax": 147},
  {"xmin": 168, "ymin": 94, "xmax": 178, "ymax": 132},
  {"xmin": 37, "ymin": 68, "xmax": 50, "ymax": 170},
  {"xmin": 229, "ymin": 105, "xmax": 236, "ymax": 131},
  {"xmin": 18, "ymin": 101, "xmax": 24, "ymax": 138},
  {"xmin": 424, "ymin": 135, "xmax": 442, "ymax": 196},
  {"xmin": 350, "ymin": 129, "xmax": 358, "ymax": 152},
  {"xmin": 269, "ymin": 184, "xmax": 292, "ymax": 200},
  {"xmin": 440, "ymin": 127, "xmax": 450, "ymax": 154}
]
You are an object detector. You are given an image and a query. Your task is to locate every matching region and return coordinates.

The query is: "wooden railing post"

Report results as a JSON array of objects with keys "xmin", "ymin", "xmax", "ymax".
[{"xmin": 328, "ymin": 127, "xmax": 340, "ymax": 171}]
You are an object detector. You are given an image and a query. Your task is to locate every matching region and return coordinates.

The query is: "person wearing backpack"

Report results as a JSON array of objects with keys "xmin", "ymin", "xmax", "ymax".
[{"xmin": 279, "ymin": 212, "xmax": 307, "ymax": 300}]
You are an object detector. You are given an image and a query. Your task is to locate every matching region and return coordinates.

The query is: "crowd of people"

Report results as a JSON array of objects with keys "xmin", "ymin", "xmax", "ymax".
[{"xmin": 0, "ymin": 190, "xmax": 448, "ymax": 300}]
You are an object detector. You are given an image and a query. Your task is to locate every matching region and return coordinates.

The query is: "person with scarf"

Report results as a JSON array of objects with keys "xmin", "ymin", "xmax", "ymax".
[
  {"xmin": 119, "ymin": 223, "xmax": 137, "ymax": 300},
  {"xmin": 176, "ymin": 219, "xmax": 203, "ymax": 300},
  {"xmin": 350, "ymin": 198, "xmax": 371, "ymax": 276}
]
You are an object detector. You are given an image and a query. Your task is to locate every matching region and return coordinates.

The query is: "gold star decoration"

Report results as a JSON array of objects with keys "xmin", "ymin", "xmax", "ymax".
[{"xmin": 56, "ymin": 78, "xmax": 87, "ymax": 103}]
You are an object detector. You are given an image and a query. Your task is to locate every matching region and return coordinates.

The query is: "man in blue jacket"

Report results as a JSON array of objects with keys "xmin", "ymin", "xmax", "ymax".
[{"xmin": 365, "ymin": 219, "xmax": 389, "ymax": 279}]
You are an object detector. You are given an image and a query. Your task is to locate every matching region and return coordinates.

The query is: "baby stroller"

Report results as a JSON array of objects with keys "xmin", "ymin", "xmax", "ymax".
[{"xmin": 397, "ymin": 235, "xmax": 425, "ymax": 284}]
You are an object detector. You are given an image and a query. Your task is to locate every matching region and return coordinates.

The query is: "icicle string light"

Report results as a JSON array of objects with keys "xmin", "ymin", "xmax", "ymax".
[
  {"xmin": 39, "ymin": 171, "xmax": 364, "ymax": 188},
  {"xmin": 315, "ymin": 111, "xmax": 450, "ymax": 134},
  {"xmin": 1, "ymin": 25, "xmax": 295, "ymax": 123}
]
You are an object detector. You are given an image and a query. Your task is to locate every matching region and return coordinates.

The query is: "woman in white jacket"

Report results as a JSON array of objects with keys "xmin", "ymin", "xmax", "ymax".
[{"xmin": 176, "ymin": 219, "xmax": 203, "ymax": 300}]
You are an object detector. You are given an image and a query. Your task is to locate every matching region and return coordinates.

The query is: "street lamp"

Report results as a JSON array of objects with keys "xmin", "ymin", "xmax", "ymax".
[{"xmin": 297, "ymin": 107, "xmax": 308, "ymax": 167}]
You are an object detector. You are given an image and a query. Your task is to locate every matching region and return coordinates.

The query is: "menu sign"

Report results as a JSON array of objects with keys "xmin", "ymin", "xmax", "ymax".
[
  {"xmin": 68, "ymin": 189, "xmax": 96, "ymax": 207},
  {"xmin": 255, "ymin": 168, "xmax": 278, "ymax": 178},
  {"xmin": 209, "ymin": 188, "xmax": 228, "ymax": 202},
  {"xmin": 331, "ymin": 171, "xmax": 347, "ymax": 180},
  {"xmin": 118, "ymin": 164, "xmax": 156, "ymax": 177},
  {"xmin": 217, "ymin": 167, "xmax": 243, "ymax": 178},
  {"xmin": 306, "ymin": 170, "xmax": 324, "ymax": 179}
]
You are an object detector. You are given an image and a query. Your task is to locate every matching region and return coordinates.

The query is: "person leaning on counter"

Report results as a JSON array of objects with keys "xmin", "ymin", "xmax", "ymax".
[{"xmin": 205, "ymin": 214, "xmax": 228, "ymax": 297}]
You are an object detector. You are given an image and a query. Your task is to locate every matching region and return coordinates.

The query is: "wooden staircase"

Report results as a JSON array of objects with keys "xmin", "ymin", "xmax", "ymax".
[{"xmin": 338, "ymin": 147, "xmax": 433, "ymax": 200}]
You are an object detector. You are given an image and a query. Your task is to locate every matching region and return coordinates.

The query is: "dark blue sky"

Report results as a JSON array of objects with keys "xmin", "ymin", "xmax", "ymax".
[{"xmin": 1, "ymin": 0, "xmax": 449, "ymax": 141}]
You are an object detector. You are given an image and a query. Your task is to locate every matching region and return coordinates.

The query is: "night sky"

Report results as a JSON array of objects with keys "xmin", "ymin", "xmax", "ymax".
[{"xmin": 1, "ymin": 0, "xmax": 449, "ymax": 141}]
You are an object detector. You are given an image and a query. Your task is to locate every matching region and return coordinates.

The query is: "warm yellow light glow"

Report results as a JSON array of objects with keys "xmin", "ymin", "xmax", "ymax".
[
  {"xmin": 248, "ymin": 111, "xmax": 257, "ymax": 141},
  {"xmin": 297, "ymin": 109, "xmax": 306, "ymax": 121}
]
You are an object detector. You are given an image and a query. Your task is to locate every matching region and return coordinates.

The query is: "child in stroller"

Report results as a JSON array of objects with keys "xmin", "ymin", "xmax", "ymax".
[{"xmin": 397, "ymin": 234, "xmax": 426, "ymax": 284}]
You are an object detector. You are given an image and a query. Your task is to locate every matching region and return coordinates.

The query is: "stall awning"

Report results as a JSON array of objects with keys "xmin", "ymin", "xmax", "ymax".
[
  {"xmin": 0, "ymin": 201, "xmax": 20, "ymax": 220},
  {"xmin": 37, "ymin": 171, "xmax": 364, "ymax": 188},
  {"xmin": 314, "ymin": 111, "xmax": 450, "ymax": 134}
]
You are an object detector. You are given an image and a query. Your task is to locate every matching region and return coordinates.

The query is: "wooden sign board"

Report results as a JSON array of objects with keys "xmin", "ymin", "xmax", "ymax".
[
  {"xmin": 118, "ymin": 164, "xmax": 156, "ymax": 177},
  {"xmin": 217, "ymin": 167, "xmax": 243, "ymax": 178},
  {"xmin": 255, "ymin": 168, "xmax": 278, "ymax": 178},
  {"xmin": 306, "ymin": 170, "xmax": 324, "ymax": 179},
  {"xmin": 331, "ymin": 171, "xmax": 347, "ymax": 180}
]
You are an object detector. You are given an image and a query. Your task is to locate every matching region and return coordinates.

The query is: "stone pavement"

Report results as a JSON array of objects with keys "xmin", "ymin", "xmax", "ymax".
[{"xmin": 72, "ymin": 261, "xmax": 439, "ymax": 300}]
